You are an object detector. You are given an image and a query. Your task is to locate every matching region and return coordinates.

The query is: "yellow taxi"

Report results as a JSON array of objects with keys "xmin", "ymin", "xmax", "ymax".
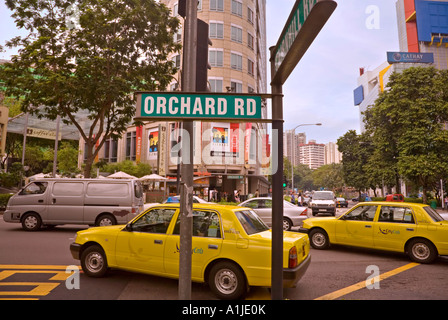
[
  {"xmin": 299, "ymin": 202, "xmax": 448, "ymax": 264},
  {"xmin": 70, "ymin": 203, "xmax": 311, "ymax": 299}
]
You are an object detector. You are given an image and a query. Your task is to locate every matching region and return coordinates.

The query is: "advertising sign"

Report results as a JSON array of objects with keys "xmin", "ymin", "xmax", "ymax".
[{"xmin": 387, "ymin": 52, "xmax": 434, "ymax": 64}]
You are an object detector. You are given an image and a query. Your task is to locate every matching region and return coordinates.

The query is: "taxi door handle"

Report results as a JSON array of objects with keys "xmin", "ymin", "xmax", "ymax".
[
  {"xmin": 406, "ymin": 228, "xmax": 414, "ymax": 231},
  {"xmin": 208, "ymin": 244, "xmax": 219, "ymax": 250},
  {"xmin": 365, "ymin": 225, "xmax": 372, "ymax": 228},
  {"xmin": 154, "ymin": 240, "xmax": 163, "ymax": 244}
]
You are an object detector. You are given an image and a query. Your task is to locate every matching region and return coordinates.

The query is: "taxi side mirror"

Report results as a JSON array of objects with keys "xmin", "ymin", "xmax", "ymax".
[{"xmin": 125, "ymin": 224, "xmax": 133, "ymax": 232}]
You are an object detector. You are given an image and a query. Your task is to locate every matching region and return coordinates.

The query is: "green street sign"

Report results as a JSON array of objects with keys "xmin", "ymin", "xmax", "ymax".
[
  {"xmin": 135, "ymin": 92, "xmax": 262, "ymax": 121},
  {"xmin": 271, "ymin": 0, "xmax": 337, "ymax": 85}
]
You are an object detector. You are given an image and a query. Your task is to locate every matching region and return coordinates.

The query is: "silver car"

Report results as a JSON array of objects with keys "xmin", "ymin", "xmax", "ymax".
[{"xmin": 238, "ymin": 197, "xmax": 308, "ymax": 230}]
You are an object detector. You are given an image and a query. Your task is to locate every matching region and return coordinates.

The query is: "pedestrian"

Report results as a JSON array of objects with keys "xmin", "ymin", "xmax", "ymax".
[
  {"xmin": 254, "ymin": 189, "xmax": 259, "ymax": 198},
  {"xmin": 444, "ymin": 196, "xmax": 448, "ymax": 210},
  {"xmin": 297, "ymin": 193, "xmax": 303, "ymax": 206},
  {"xmin": 291, "ymin": 193, "xmax": 296, "ymax": 205}
]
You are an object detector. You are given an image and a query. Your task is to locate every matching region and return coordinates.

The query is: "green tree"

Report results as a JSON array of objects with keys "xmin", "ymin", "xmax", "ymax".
[
  {"xmin": 337, "ymin": 130, "xmax": 371, "ymax": 196},
  {"xmin": 1, "ymin": 0, "xmax": 181, "ymax": 177},
  {"xmin": 364, "ymin": 67, "xmax": 448, "ymax": 203},
  {"xmin": 312, "ymin": 163, "xmax": 344, "ymax": 192}
]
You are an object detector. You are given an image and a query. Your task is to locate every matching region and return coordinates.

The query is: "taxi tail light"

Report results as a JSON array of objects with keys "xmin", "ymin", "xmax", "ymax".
[{"xmin": 288, "ymin": 246, "xmax": 298, "ymax": 269}]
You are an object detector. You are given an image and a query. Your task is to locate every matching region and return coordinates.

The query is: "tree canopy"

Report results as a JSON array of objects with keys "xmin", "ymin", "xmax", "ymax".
[{"xmin": 1, "ymin": 0, "xmax": 181, "ymax": 177}]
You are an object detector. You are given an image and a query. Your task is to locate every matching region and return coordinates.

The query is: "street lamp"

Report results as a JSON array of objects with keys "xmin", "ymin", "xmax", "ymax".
[{"xmin": 290, "ymin": 123, "xmax": 322, "ymax": 192}]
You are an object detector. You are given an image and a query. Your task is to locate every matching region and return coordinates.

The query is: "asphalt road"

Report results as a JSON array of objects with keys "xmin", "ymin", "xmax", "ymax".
[{"xmin": 0, "ymin": 208, "xmax": 447, "ymax": 301}]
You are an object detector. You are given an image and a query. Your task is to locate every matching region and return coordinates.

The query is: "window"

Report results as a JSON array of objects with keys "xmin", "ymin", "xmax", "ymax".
[
  {"xmin": 210, "ymin": 0, "xmax": 223, "ymax": 11},
  {"xmin": 209, "ymin": 78, "xmax": 223, "ymax": 92},
  {"xmin": 230, "ymin": 81, "xmax": 242, "ymax": 93},
  {"xmin": 231, "ymin": 0, "xmax": 243, "ymax": 16},
  {"xmin": 19, "ymin": 182, "xmax": 48, "ymax": 195},
  {"xmin": 230, "ymin": 53, "xmax": 242, "ymax": 70},
  {"xmin": 131, "ymin": 208, "xmax": 176, "ymax": 233},
  {"xmin": 53, "ymin": 182, "xmax": 84, "ymax": 196},
  {"xmin": 231, "ymin": 26, "xmax": 242, "ymax": 43},
  {"xmin": 235, "ymin": 210, "xmax": 269, "ymax": 235},
  {"xmin": 247, "ymin": 58, "xmax": 254, "ymax": 76},
  {"xmin": 173, "ymin": 210, "xmax": 222, "ymax": 238},
  {"xmin": 172, "ymin": 54, "xmax": 181, "ymax": 68},
  {"xmin": 379, "ymin": 206, "xmax": 415, "ymax": 224},
  {"xmin": 343, "ymin": 205, "xmax": 377, "ymax": 221},
  {"xmin": 209, "ymin": 22, "xmax": 224, "ymax": 39},
  {"xmin": 247, "ymin": 32, "xmax": 254, "ymax": 50},
  {"xmin": 209, "ymin": 49, "xmax": 223, "ymax": 67},
  {"xmin": 126, "ymin": 131, "xmax": 136, "ymax": 161},
  {"xmin": 423, "ymin": 206, "xmax": 444, "ymax": 222},
  {"xmin": 247, "ymin": 7, "xmax": 254, "ymax": 24},
  {"xmin": 104, "ymin": 138, "xmax": 118, "ymax": 162},
  {"xmin": 86, "ymin": 183, "xmax": 129, "ymax": 197}
]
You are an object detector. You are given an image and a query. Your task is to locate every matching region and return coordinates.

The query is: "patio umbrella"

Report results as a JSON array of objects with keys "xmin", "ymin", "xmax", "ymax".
[
  {"xmin": 107, "ymin": 171, "xmax": 137, "ymax": 179},
  {"xmin": 139, "ymin": 174, "xmax": 167, "ymax": 181}
]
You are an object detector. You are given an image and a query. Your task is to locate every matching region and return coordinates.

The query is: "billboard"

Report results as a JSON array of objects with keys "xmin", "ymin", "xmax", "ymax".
[{"xmin": 387, "ymin": 51, "xmax": 434, "ymax": 64}]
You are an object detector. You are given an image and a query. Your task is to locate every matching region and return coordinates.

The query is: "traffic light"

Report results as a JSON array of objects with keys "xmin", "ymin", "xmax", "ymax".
[
  {"xmin": 178, "ymin": 0, "xmax": 212, "ymax": 92},
  {"xmin": 196, "ymin": 19, "xmax": 212, "ymax": 92}
]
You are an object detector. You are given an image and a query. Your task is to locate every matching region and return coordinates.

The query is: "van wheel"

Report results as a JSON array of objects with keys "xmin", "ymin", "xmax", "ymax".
[
  {"xmin": 95, "ymin": 214, "xmax": 117, "ymax": 227},
  {"xmin": 21, "ymin": 213, "xmax": 42, "ymax": 231}
]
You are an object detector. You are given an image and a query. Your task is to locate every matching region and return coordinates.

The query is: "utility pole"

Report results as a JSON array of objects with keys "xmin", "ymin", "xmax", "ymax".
[{"xmin": 178, "ymin": 0, "xmax": 197, "ymax": 300}]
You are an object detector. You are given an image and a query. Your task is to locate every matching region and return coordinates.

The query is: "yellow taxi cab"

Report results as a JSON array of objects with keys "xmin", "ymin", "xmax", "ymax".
[
  {"xmin": 70, "ymin": 203, "xmax": 311, "ymax": 299},
  {"xmin": 299, "ymin": 202, "xmax": 448, "ymax": 264}
]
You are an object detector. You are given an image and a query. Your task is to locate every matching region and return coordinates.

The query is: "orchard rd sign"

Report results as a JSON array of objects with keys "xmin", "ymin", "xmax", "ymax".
[{"xmin": 135, "ymin": 92, "xmax": 262, "ymax": 121}]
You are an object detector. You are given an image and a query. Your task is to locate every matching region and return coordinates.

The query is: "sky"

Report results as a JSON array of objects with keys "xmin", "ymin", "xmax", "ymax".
[{"xmin": 0, "ymin": 0, "xmax": 400, "ymax": 144}]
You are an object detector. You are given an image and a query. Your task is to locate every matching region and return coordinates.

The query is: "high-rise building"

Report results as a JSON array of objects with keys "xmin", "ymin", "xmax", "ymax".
[
  {"xmin": 324, "ymin": 142, "xmax": 342, "ymax": 165},
  {"xmin": 299, "ymin": 140, "xmax": 325, "ymax": 170}
]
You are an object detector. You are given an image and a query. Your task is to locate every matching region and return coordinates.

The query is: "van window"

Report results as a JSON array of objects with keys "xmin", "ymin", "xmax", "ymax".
[
  {"xmin": 313, "ymin": 192, "xmax": 334, "ymax": 200},
  {"xmin": 86, "ymin": 183, "xmax": 129, "ymax": 196},
  {"xmin": 19, "ymin": 182, "xmax": 48, "ymax": 195},
  {"xmin": 134, "ymin": 182, "xmax": 143, "ymax": 199},
  {"xmin": 53, "ymin": 182, "xmax": 84, "ymax": 196}
]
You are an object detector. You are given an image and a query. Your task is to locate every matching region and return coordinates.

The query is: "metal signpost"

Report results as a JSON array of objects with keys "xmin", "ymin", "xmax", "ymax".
[
  {"xmin": 134, "ymin": 0, "xmax": 336, "ymax": 301},
  {"xmin": 269, "ymin": 0, "xmax": 336, "ymax": 300}
]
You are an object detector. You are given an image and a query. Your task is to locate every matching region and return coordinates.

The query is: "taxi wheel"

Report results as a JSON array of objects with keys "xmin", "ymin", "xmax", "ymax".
[
  {"xmin": 309, "ymin": 228, "xmax": 330, "ymax": 250},
  {"xmin": 81, "ymin": 245, "xmax": 109, "ymax": 277},
  {"xmin": 208, "ymin": 261, "xmax": 247, "ymax": 300},
  {"xmin": 406, "ymin": 238, "xmax": 437, "ymax": 264}
]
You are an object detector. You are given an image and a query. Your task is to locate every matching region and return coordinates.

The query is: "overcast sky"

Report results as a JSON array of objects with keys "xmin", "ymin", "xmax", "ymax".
[{"xmin": 0, "ymin": 0, "xmax": 400, "ymax": 144}]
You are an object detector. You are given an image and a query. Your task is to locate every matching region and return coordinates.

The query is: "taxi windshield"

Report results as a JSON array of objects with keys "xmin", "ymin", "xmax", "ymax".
[{"xmin": 235, "ymin": 209, "xmax": 269, "ymax": 235}]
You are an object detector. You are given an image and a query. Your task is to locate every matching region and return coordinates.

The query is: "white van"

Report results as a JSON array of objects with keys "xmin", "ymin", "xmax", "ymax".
[
  {"xmin": 3, "ymin": 178, "xmax": 144, "ymax": 231},
  {"xmin": 309, "ymin": 190, "xmax": 336, "ymax": 216}
]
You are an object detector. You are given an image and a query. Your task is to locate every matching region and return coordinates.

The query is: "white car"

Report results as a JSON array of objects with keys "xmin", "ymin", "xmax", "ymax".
[
  {"xmin": 238, "ymin": 197, "xmax": 308, "ymax": 230},
  {"xmin": 440, "ymin": 212, "xmax": 448, "ymax": 221}
]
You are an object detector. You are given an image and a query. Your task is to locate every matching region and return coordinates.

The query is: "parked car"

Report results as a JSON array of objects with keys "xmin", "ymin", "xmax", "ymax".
[
  {"xmin": 299, "ymin": 201, "xmax": 448, "ymax": 264},
  {"xmin": 238, "ymin": 197, "xmax": 308, "ymax": 230},
  {"xmin": 385, "ymin": 194, "xmax": 404, "ymax": 202},
  {"xmin": 70, "ymin": 203, "xmax": 311, "ymax": 300},
  {"xmin": 3, "ymin": 178, "xmax": 144, "ymax": 231},
  {"xmin": 336, "ymin": 197, "xmax": 348, "ymax": 208},
  {"xmin": 309, "ymin": 191, "xmax": 336, "ymax": 216}
]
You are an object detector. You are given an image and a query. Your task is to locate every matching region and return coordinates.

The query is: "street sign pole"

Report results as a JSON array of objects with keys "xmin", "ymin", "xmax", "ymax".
[
  {"xmin": 178, "ymin": 0, "xmax": 197, "ymax": 300},
  {"xmin": 269, "ymin": 46, "xmax": 284, "ymax": 301},
  {"xmin": 269, "ymin": 0, "xmax": 336, "ymax": 300}
]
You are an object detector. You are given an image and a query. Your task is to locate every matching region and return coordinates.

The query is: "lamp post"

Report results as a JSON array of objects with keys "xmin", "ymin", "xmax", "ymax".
[{"xmin": 290, "ymin": 123, "xmax": 322, "ymax": 192}]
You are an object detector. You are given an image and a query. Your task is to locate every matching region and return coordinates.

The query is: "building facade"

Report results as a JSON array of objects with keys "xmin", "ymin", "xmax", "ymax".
[
  {"xmin": 298, "ymin": 140, "xmax": 325, "ymax": 170},
  {"xmin": 354, "ymin": 0, "xmax": 448, "ymax": 131}
]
